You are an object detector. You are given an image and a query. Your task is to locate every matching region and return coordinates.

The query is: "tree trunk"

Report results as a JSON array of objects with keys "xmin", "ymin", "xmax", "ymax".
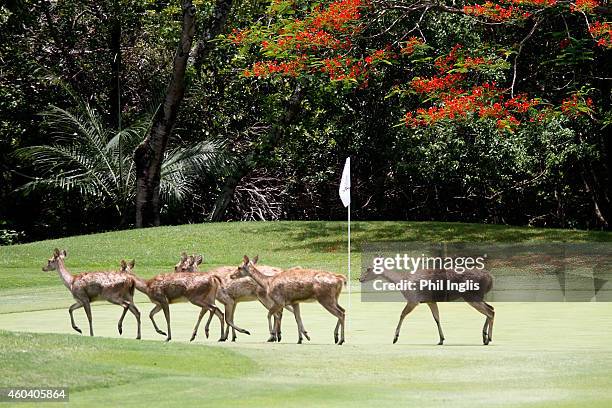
[{"xmin": 134, "ymin": 1, "xmax": 196, "ymax": 227}]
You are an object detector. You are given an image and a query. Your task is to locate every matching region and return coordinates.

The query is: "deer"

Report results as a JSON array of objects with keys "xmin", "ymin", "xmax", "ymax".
[
  {"xmin": 358, "ymin": 265, "xmax": 494, "ymax": 345},
  {"xmin": 130, "ymin": 259, "xmax": 251, "ymax": 342},
  {"xmin": 176, "ymin": 254, "xmax": 296, "ymax": 342},
  {"xmin": 41, "ymin": 249, "xmax": 141, "ymax": 339},
  {"xmin": 174, "ymin": 252, "xmax": 191, "ymax": 272},
  {"xmin": 120, "ymin": 259, "xmax": 135, "ymax": 273},
  {"xmin": 231, "ymin": 255, "xmax": 347, "ymax": 345}
]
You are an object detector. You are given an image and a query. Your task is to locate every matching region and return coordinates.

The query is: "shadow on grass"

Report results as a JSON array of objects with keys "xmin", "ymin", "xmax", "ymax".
[{"xmin": 254, "ymin": 221, "xmax": 612, "ymax": 254}]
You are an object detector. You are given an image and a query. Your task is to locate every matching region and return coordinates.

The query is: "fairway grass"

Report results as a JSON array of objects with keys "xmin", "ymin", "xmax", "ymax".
[
  {"xmin": 2, "ymin": 299, "xmax": 612, "ymax": 407},
  {"xmin": 1, "ymin": 221, "xmax": 612, "ymax": 407}
]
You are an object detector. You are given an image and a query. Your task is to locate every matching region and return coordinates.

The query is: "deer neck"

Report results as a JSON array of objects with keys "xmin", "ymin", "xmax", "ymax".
[
  {"xmin": 132, "ymin": 275, "xmax": 150, "ymax": 295},
  {"xmin": 247, "ymin": 266, "xmax": 272, "ymax": 290},
  {"xmin": 380, "ymin": 269, "xmax": 407, "ymax": 284},
  {"xmin": 56, "ymin": 258, "xmax": 74, "ymax": 290}
]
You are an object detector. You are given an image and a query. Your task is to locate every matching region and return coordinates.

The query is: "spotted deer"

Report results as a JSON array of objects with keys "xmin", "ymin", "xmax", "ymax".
[
  {"xmin": 231, "ymin": 256, "xmax": 347, "ymax": 345},
  {"xmin": 176, "ymin": 254, "xmax": 295, "ymax": 342},
  {"xmin": 42, "ymin": 249, "xmax": 141, "ymax": 339},
  {"xmin": 130, "ymin": 261, "xmax": 250, "ymax": 342},
  {"xmin": 358, "ymin": 266, "xmax": 494, "ymax": 345},
  {"xmin": 120, "ymin": 259, "xmax": 135, "ymax": 273}
]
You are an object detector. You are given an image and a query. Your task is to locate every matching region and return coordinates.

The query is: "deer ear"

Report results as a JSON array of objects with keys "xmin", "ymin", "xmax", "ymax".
[
  {"xmin": 61, "ymin": 249, "xmax": 67, "ymax": 257},
  {"xmin": 243, "ymin": 255, "xmax": 249, "ymax": 265},
  {"xmin": 129, "ymin": 259, "xmax": 135, "ymax": 269},
  {"xmin": 181, "ymin": 252, "xmax": 188, "ymax": 261},
  {"xmin": 253, "ymin": 255, "xmax": 259, "ymax": 265},
  {"xmin": 120, "ymin": 260, "xmax": 127, "ymax": 269},
  {"xmin": 53, "ymin": 248, "xmax": 60, "ymax": 257},
  {"xmin": 195, "ymin": 255, "xmax": 203, "ymax": 265}
]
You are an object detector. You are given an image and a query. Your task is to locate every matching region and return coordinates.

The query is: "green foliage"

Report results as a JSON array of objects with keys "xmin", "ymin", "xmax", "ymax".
[
  {"xmin": 15, "ymin": 101, "xmax": 224, "ymax": 219},
  {"xmin": 1, "ymin": 0, "xmax": 611, "ymax": 239}
]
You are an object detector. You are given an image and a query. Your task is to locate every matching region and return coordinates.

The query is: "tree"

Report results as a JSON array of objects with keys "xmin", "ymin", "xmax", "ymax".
[
  {"xmin": 134, "ymin": 1, "xmax": 197, "ymax": 227},
  {"xmin": 16, "ymin": 102, "xmax": 222, "ymax": 225},
  {"xmin": 228, "ymin": 0, "xmax": 612, "ymax": 227}
]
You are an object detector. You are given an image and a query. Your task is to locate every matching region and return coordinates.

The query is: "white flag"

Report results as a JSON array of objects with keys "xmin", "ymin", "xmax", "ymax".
[{"xmin": 339, "ymin": 157, "xmax": 351, "ymax": 207}]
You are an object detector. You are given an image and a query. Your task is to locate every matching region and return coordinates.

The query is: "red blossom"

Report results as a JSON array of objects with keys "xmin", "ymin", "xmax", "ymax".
[
  {"xmin": 570, "ymin": 0, "xmax": 599, "ymax": 13},
  {"xmin": 434, "ymin": 44, "xmax": 462, "ymax": 73},
  {"xmin": 561, "ymin": 94, "xmax": 594, "ymax": 117},
  {"xmin": 411, "ymin": 73, "xmax": 465, "ymax": 94},
  {"xmin": 463, "ymin": 2, "xmax": 531, "ymax": 22},
  {"xmin": 589, "ymin": 21, "xmax": 612, "ymax": 49},
  {"xmin": 404, "ymin": 83, "xmax": 543, "ymax": 132},
  {"xmin": 400, "ymin": 37, "xmax": 425, "ymax": 55}
]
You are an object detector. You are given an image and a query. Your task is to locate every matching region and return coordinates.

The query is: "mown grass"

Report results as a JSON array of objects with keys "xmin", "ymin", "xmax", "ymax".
[
  {"xmin": 2, "ymin": 220, "xmax": 611, "ymax": 290},
  {"xmin": 2, "ymin": 300, "xmax": 612, "ymax": 407},
  {"xmin": 1, "ymin": 221, "xmax": 612, "ymax": 407}
]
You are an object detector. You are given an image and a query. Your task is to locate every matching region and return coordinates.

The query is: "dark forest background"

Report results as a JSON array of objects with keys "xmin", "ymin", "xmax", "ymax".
[{"xmin": 1, "ymin": 0, "xmax": 611, "ymax": 244}]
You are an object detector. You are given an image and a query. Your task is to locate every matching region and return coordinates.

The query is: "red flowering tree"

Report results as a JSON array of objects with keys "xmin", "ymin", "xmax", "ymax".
[{"xmin": 226, "ymin": 0, "xmax": 609, "ymax": 133}]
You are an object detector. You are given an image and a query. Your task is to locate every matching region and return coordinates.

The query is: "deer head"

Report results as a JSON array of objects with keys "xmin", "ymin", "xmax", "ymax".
[
  {"xmin": 358, "ymin": 267, "xmax": 378, "ymax": 283},
  {"xmin": 174, "ymin": 252, "xmax": 190, "ymax": 272},
  {"xmin": 359, "ymin": 253, "xmax": 385, "ymax": 282},
  {"xmin": 42, "ymin": 248, "xmax": 67, "ymax": 272},
  {"xmin": 189, "ymin": 254, "xmax": 203, "ymax": 271},
  {"xmin": 175, "ymin": 254, "xmax": 203, "ymax": 272},
  {"xmin": 230, "ymin": 255, "xmax": 258, "ymax": 279},
  {"xmin": 120, "ymin": 259, "xmax": 136, "ymax": 274}
]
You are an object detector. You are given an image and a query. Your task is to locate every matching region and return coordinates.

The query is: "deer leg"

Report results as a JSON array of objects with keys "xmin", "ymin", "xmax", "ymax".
[
  {"xmin": 219, "ymin": 302, "xmax": 235, "ymax": 342},
  {"xmin": 228, "ymin": 303, "xmax": 238, "ymax": 342},
  {"xmin": 190, "ymin": 307, "xmax": 209, "ymax": 342},
  {"xmin": 267, "ymin": 313, "xmax": 276, "ymax": 342},
  {"xmin": 267, "ymin": 304, "xmax": 284, "ymax": 342},
  {"xmin": 258, "ymin": 297, "xmax": 280, "ymax": 342},
  {"xmin": 203, "ymin": 310, "xmax": 215, "ymax": 339},
  {"xmin": 427, "ymin": 302, "xmax": 445, "ymax": 345},
  {"xmin": 292, "ymin": 303, "xmax": 309, "ymax": 344},
  {"xmin": 218, "ymin": 304, "xmax": 250, "ymax": 337},
  {"xmin": 149, "ymin": 304, "xmax": 166, "ymax": 336},
  {"xmin": 276, "ymin": 310, "xmax": 283, "ymax": 342},
  {"xmin": 393, "ymin": 302, "xmax": 418, "ymax": 344},
  {"xmin": 161, "ymin": 303, "xmax": 171, "ymax": 342},
  {"xmin": 333, "ymin": 300, "xmax": 345, "ymax": 343},
  {"xmin": 117, "ymin": 305, "xmax": 129, "ymax": 335},
  {"xmin": 126, "ymin": 302, "xmax": 141, "ymax": 340},
  {"xmin": 284, "ymin": 304, "xmax": 308, "ymax": 339},
  {"xmin": 82, "ymin": 300, "xmax": 93, "ymax": 337},
  {"xmin": 68, "ymin": 302, "xmax": 83, "ymax": 334},
  {"xmin": 485, "ymin": 302, "xmax": 495, "ymax": 343},
  {"xmin": 467, "ymin": 301, "xmax": 494, "ymax": 345},
  {"xmin": 318, "ymin": 299, "xmax": 345, "ymax": 345}
]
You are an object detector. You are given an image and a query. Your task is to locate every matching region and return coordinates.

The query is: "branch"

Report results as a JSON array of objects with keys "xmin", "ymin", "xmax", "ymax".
[{"xmin": 511, "ymin": 18, "xmax": 542, "ymax": 98}]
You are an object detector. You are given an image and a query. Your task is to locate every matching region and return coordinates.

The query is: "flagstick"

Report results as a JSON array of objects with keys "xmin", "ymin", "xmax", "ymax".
[{"xmin": 347, "ymin": 200, "xmax": 351, "ymax": 332}]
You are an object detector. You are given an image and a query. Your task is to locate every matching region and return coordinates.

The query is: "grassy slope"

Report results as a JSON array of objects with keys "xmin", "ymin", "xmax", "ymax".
[
  {"xmin": 1, "ymin": 221, "xmax": 612, "ymax": 407},
  {"xmin": 2, "ymin": 220, "xmax": 611, "ymax": 290}
]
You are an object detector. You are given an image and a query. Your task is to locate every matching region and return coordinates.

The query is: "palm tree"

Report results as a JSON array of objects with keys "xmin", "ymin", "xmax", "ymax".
[{"xmin": 16, "ymin": 101, "xmax": 223, "ymax": 224}]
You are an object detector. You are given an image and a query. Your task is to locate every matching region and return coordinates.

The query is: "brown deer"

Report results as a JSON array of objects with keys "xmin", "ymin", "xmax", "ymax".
[
  {"xmin": 177, "ymin": 254, "xmax": 295, "ymax": 342},
  {"xmin": 130, "ymin": 260, "xmax": 250, "ymax": 342},
  {"xmin": 174, "ymin": 252, "xmax": 191, "ymax": 272},
  {"xmin": 358, "ymin": 266, "xmax": 494, "ymax": 345},
  {"xmin": 231, "ymin": 255, "xmax": 347, "ymax": 345},
  {"xmin": 120, "ymin": 259, "xmax": 135, "ymax": 273},
  {"xmin": 42, "ymin": 249, "xmax": 141, "ymax": 339}
]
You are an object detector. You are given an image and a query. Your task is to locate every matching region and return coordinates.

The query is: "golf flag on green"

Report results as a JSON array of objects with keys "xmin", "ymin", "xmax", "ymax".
[
  {"xmin": 339, "ymin": 157, "xmax": 351, "ymax": 328},
  {"xmin": 339, "ymin": 157, "xmax": 351, "ymax": 207}
]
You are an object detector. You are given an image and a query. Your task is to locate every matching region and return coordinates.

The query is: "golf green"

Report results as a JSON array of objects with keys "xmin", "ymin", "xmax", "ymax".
[{"xmin": 1, "ymin": 221, "xmax": 611, "ymax": 407}]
